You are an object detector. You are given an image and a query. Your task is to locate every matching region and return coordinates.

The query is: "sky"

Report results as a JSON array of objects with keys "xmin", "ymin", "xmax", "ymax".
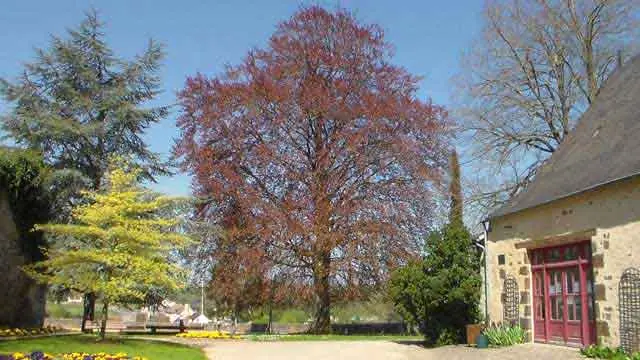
[{"xmin": 0, "ymin": 0, "xmax": 485, "ymax": 195}]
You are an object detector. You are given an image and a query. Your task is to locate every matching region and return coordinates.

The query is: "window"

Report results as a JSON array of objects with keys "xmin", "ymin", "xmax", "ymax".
[
  {"xmin": 566, "ymin": 268, "xmax": 581, "ymax": 321},
  {"xmin": 498, "ymin": 254, "xmax": 505, "ymax": 265},
  {"xmin": 534, "ymin": 272, "xmax": 545, "ymax": 321},
  {"xmin": 547, "ymin": 248, "xmax": 561, "ymax": 262},
  {"xmin": 564, "ymin": 246, "xmax": 578, "ymax": 261},
  {"xmin": 550, "ymin": 270, "xmax": 563, "ymax": 320},
  {"xmin": 551, "ymin": 297, "xmax": 564, "ymax": 320}
]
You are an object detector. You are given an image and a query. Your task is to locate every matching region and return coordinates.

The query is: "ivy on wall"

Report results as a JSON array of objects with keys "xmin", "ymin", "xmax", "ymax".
[{"xmin": 0, "ymin": 148, "xmax": 51, "ymax": 261}]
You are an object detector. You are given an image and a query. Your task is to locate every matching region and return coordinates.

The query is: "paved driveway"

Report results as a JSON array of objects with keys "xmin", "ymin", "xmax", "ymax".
[{"xmin": 203, "ymin": 341, "xmax": 583, "ymax": 360}]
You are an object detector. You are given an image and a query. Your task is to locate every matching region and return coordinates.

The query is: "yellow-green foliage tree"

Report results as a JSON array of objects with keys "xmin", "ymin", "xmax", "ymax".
[{"xmin": 26, "ymin": 161, "xmax": 190, "ymax": 339}]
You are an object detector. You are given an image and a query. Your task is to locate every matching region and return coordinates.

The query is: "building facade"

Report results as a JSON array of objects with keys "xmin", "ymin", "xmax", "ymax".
[
  {"xmin": 486, "ymin": 176, "xmax": 640, "ymax": 347},
  {"xmin": 485, "ymin": 56, "xmax": 640, "ymax": 350}
]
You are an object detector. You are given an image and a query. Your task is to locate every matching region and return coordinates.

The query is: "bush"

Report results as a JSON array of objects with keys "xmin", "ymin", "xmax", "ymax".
[
  {"xmin": 581, "ymin": 345, "xmax": 640, "ymax": 360},
  {"xmin": 436, "ymin": 328, "xmax": 459, "ymax": 346},
  {"xmin": 482, "ymin": 323, "xmax": 526, "ymax": 347},
  {"xmin": 389, "ymin": 223, "xmax": 482, "ymax": 344}
]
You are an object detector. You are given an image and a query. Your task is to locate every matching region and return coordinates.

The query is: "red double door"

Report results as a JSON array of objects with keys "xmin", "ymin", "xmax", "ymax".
[{"xmin": 531, "ymin": 242, "xmax": 596, "ymax": 346}]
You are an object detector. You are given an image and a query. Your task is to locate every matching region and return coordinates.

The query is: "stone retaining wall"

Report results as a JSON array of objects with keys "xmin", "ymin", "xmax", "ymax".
[{"xmin": 0, "ymin": 193, "xmax": 46, "ymax": 328}]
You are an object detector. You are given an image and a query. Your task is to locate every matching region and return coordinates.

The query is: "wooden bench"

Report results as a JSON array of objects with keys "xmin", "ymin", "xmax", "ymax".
[
  {"xmin": 146, "ymin": 324, "xmax": 186, "ymax": 334},
  {"xmin": 121, "ymin": 322, "xmax": 205, "ymax": 335}
]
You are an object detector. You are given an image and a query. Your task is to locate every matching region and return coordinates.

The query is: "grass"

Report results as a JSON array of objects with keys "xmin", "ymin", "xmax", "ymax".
[
  {"xmin": 46, "ymin": 302, "xmax": 84, "ymax": 318},
  {"xmin": 248, "ymin": 334, "xmax": 424, "ymax": 342},
  {"xmin": 0, "ymin": 335, "xmax": 206, "ymax": 360},
  {"xmin": 251, "ymin": 308, "xmax": 310, "ymax": 324},
  {"xmin": 248, "ymin": 296, "xmax": 401, "ymax": 324}
]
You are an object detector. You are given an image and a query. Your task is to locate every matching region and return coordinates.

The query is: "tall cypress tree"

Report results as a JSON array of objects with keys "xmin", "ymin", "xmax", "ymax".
[
  {"xmin": 448, "ymin": 149, "xmax": 463, "ymax": 226},
  {"xmin": 0, "ymin": 10, "xmax": 170, "ymax": 331}
]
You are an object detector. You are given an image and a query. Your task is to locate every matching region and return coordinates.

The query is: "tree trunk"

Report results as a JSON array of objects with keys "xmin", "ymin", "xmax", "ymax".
[
  {"xmin": 81, "ymin": 293, "xmax": 96, "ymax": 333},
  {"xmin": 99, "ymin": 301, "xmax": 108, "ymax": 341},
  {"xmin": 310, "ymin": 253, "xmax": 331, "ymax": 334},
  {"xmin": 266, "ymin": 281, "xmax": 274, "ymax": 335}
]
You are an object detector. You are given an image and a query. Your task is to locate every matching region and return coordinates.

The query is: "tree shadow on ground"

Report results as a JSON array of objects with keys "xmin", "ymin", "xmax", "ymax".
[
  {"xmin": 392, "ymin": 339, "xmax": 429, "ymax": 347},
  {"xmin": 392, "ymin": 339, "xmax": 474, "ymax": 349}
]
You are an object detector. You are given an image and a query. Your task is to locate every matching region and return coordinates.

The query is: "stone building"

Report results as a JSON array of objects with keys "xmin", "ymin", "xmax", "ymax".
[
  {"xmin": 485, "ymin": 56, "xmax": 640, "ymax": 349},
  {"xmin": 0, "ymin": 192, "xmax": 46, "ymax": 327}
]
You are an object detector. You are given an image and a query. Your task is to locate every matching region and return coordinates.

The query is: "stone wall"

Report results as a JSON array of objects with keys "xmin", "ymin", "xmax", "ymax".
[
  {"xmin": 487, "ymin": 176, "xmax": 640, "ymax": 347},
  {"xmin": 0, "ymin": 192, "xmax": 46, "ymax": 327}
]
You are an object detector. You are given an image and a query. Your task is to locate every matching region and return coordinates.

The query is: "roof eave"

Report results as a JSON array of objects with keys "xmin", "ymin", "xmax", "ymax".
[{"xmin": 488, "ymin": 171, "xmax": 640, "ymax": 220}]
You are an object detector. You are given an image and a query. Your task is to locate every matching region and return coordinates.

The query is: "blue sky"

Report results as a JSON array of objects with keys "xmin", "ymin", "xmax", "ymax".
[{"xmin": 0, "ymin": 0, "xmax": 484, "ymax": 195}]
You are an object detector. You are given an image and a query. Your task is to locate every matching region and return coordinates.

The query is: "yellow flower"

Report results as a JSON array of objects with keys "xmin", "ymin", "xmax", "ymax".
[{"xmin": 175, "ymin": 330, "xmax": 239, "ymax": 340}]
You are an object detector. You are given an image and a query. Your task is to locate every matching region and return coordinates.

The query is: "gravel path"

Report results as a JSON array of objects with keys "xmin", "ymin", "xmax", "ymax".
[{"xmin": 203, "ymin": 341, "xmax": 584, "ymax": 360}]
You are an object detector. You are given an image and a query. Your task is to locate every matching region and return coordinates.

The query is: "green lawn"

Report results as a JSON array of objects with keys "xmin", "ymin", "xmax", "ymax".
[
  {"xmin": 248, "ymin": 334, "xmax": 424, "ymax": 342},
  {"xmin": 46, "ymin": 302, "xmax": 84, "ymax": 318},
  {"xmin": 0, "ymin": 335, "xmax": 206, "ymax": 360}
]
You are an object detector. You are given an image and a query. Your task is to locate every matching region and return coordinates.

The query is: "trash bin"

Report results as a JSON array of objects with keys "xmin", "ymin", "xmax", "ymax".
[
  {"xmin": 466, "ymin": 324, "xmax": 482, "ymax": 345},
  {"xmin": 476, "ymin": 334, "xmax": 489, "ymax": 348}
]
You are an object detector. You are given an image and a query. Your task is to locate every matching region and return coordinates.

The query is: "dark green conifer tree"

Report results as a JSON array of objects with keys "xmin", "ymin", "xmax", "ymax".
[
  {"xmin": 0, "ymin": 10, "xmax": 170, "ymax": 331},
  {"xmin": 0, "ymin": 10, "xmax": 169, "ymax": 189}
]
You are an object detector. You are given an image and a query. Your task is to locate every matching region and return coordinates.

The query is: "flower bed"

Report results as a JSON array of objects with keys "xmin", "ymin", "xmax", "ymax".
[
  {"xmin": 0, "ymin": 327, "xmax": 64, "ymax": 338},
  {"xmin": 1, "ymin": 351, "xmax": 147, "ymax": 360},
  {"xmin": 175, "ymin": 331, "xmax": 241, "ymax": 340}
]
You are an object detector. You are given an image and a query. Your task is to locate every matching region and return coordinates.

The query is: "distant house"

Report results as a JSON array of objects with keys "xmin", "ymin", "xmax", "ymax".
[{"xmin": 485, "ymin": 56, "xmax": 640, "ymax": 349}]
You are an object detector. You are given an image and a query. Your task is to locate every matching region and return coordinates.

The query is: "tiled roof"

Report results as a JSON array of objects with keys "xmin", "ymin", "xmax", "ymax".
[{"xmin": 490, "ymin": 55, "xmax": 640, "ymax": 218}]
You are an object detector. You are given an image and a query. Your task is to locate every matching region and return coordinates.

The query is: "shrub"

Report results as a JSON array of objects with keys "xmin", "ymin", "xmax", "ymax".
[
  {"xmin": 389, "ymin": 223, "xmax": 482, "ymax": 344},
  {"xmin": 482, "ymin": 323, "xmax": 526, "ymax": 347},
  {"xmin": 436, "ymin": 328, "xmax": 459, "ymax": 346},
  {"xmin": 581, "ymin": 345, "xmax": 640, "ymax": 360}
]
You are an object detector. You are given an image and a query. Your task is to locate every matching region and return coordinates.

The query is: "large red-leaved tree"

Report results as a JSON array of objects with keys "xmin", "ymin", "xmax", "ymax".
[{"xmin": 175, "ymin": 6, "xmax": 450, "ymax": 333}]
